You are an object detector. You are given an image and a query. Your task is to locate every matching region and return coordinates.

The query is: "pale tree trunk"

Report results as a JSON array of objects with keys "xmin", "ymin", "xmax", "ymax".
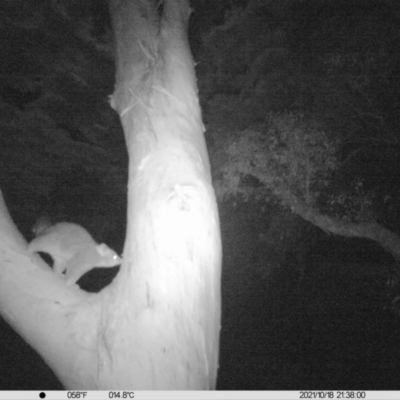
[
  {"xmin": 0, "ymin": 0, "xmax": 221, "ymax": 390},
  {"xmin": 102, "ymin": 0, "xmax": 222, "ymax": 389}
]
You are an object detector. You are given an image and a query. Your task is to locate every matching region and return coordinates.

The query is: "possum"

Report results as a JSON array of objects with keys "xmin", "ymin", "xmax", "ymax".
[{"xmin": 28, "ymin": 221, "xmax": 122, "ymax": 286}]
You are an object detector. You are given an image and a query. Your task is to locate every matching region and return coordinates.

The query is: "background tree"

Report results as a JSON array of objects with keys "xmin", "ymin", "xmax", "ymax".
[
  {"xmin": 198, "ymin": 0, "xmax": 400, "ymax": 289},
  {"xmin": 196, "ymin": 0, "xmax": 400, "ymax": 389}
]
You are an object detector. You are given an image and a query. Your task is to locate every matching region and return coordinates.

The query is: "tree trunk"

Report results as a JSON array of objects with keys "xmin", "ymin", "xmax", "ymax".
[
  {"xmin": 103, "ymin": 0, "xmax": 222, "ymax": 389},
  {"xmin": 0, "ymin": 0, "xmax": 221, "ymax": 390}
]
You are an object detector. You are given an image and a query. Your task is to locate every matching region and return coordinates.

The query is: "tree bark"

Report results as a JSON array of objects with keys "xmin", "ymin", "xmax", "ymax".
[
  {"xmin": 101, "ymin": 0, "xmax": 222, "ymax": 389},
  {"xmin": 284, "ymin": 191, "xmax": 400, "ymax": 263},
  {"xmin": 0, "ymin": 0, "xmax": 221, "ymax": 390}
]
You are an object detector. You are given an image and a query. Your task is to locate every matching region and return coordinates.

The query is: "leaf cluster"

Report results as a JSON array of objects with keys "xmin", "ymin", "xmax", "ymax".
[{"xmin": 214, "ymin": 112, "xmax": 338, "ymax": 207}]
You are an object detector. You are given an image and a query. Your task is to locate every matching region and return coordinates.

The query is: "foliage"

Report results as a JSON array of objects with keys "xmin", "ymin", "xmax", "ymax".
[
  {"xmin": 214, "ymin": 112, "xmax": 337, "ymax": 204},
  {"xmin": 212, "ymin": 111, "xmax": 379, "ymax": 222},
  {"xmin": 324, "ymin": 177, "xmax": 375, "ymax": 222},
  {"xmin": 200, "ymin": 0, "xmax": 400, "ymax": 226}
]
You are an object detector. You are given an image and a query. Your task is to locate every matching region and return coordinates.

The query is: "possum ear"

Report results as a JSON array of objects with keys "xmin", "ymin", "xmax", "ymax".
[
  {"xmin": 32, "ymin": 216, "xmax": 52, "ymax": 235},
  {"xmin": 96, "ymin": 243, "xmax": 111, "ymax": 256}
]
